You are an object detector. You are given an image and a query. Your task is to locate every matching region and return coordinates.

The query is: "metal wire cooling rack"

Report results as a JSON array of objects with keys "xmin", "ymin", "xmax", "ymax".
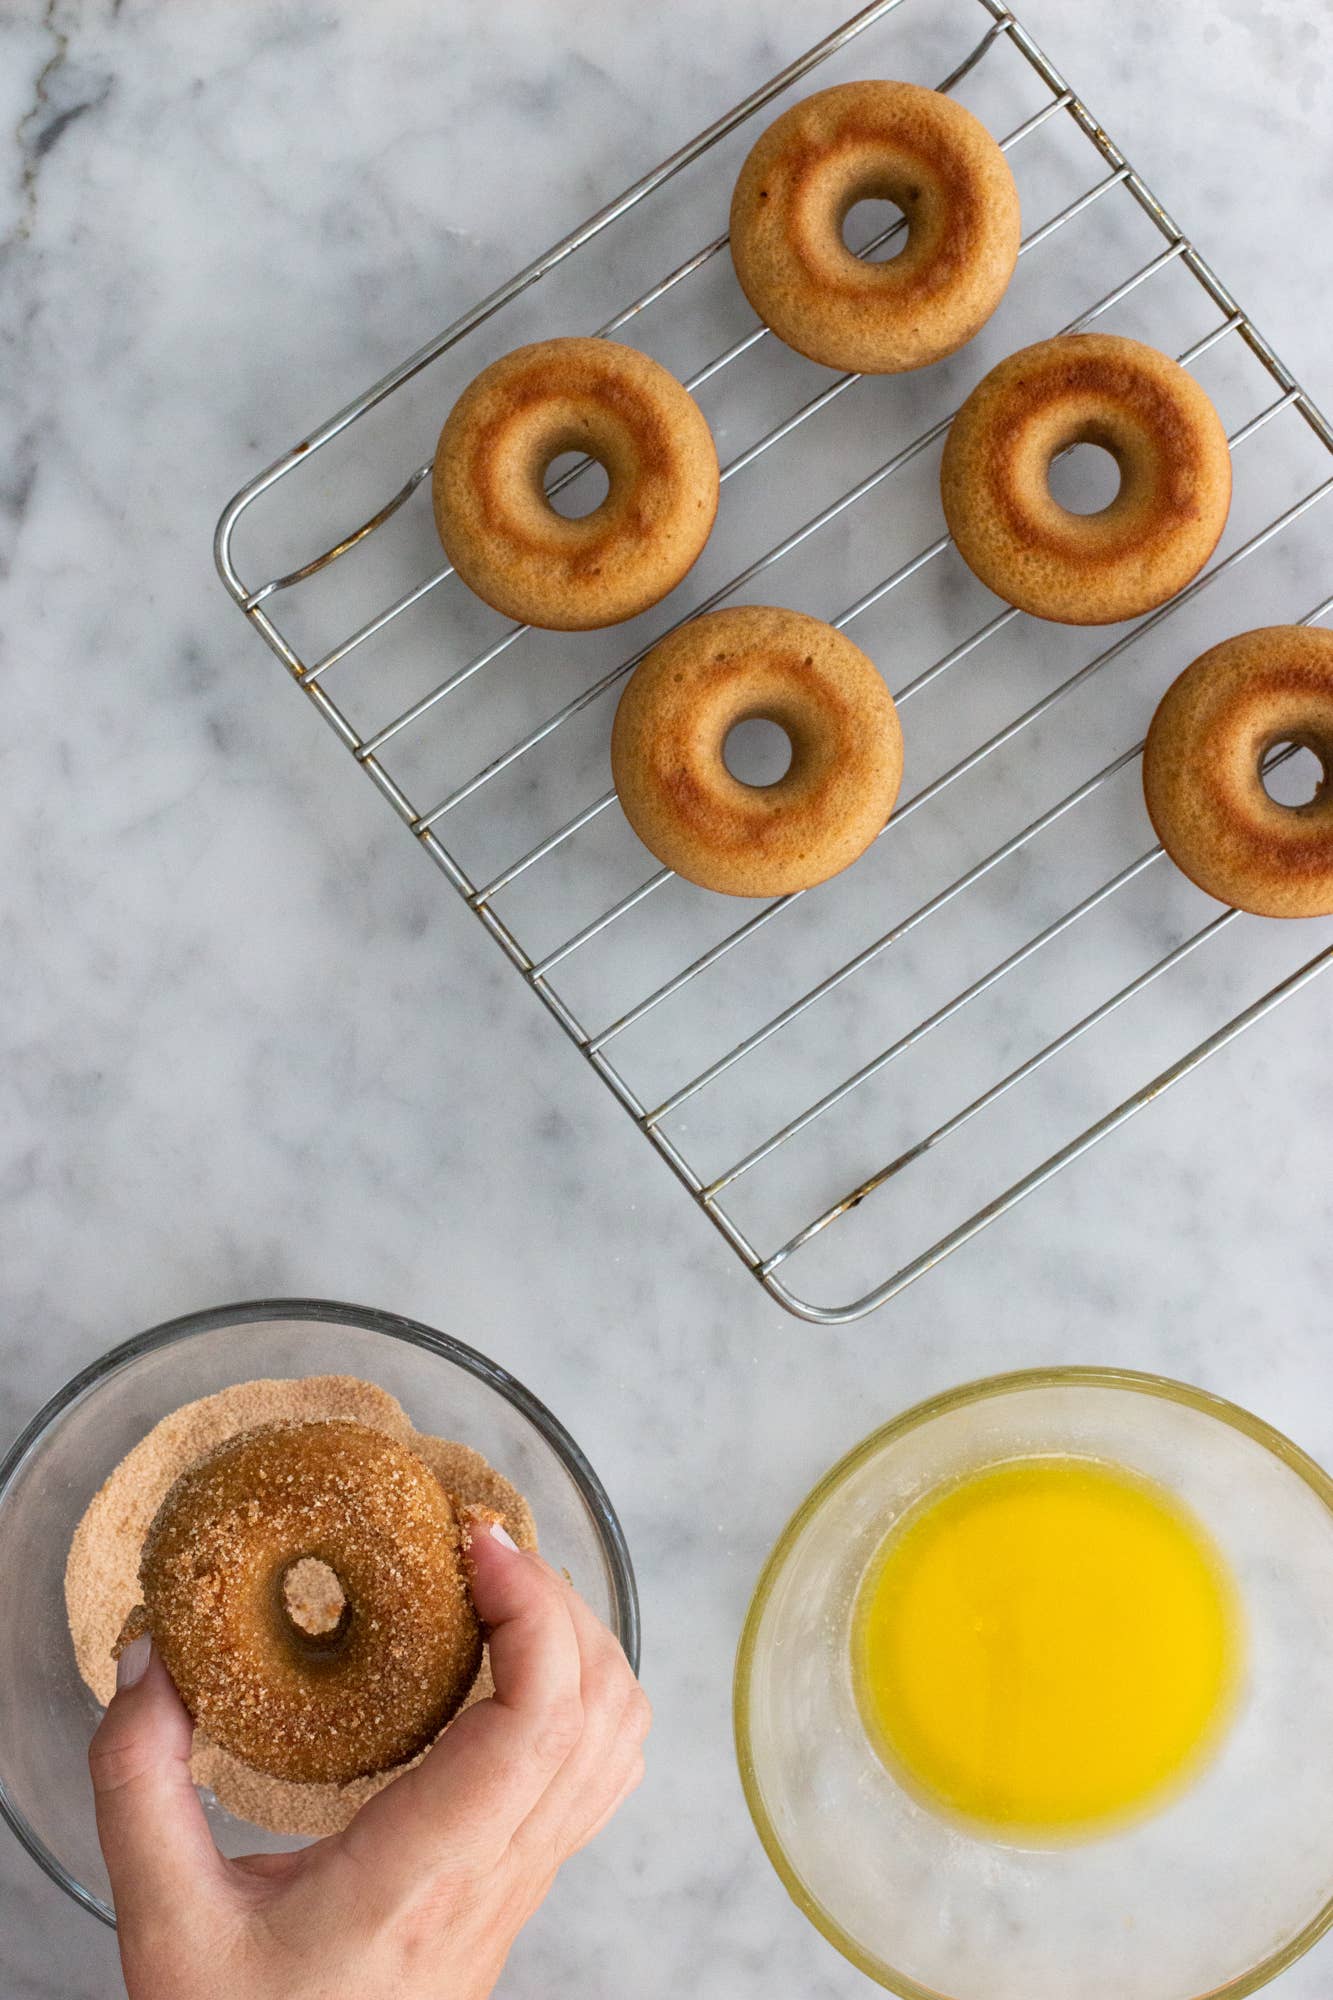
[{"xmin": 215, "ymin": 0, "xmax": 1333, "ymax": 1323}]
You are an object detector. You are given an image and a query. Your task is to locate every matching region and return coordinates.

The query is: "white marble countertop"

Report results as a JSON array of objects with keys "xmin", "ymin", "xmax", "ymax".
[{"xmin": 3, "ymin": 1, "xmax": 1331, "ymax": 1994}]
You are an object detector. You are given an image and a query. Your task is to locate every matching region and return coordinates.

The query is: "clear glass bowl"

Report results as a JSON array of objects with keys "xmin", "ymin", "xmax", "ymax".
[
  {"xmin": 735, "ymin": 1367, "xmax": 1333, "ymax": 2000},
  {"xmin": 0, "ymin": 1298, "xmax": 639, "ymax": 1926}
]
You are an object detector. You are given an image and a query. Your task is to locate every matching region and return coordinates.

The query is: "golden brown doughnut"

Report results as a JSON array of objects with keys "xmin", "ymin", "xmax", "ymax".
[
  {"xmin": 728, "ymin": 81, "xmax": 1020, "ymax": 374},
  {"xmin": 610, "ymin": 605, "xmax": 903, "ymax": 897},
  {"xmin": 134, "ymin": 1419, "xmax": 482, "ymax": 1784},
  {"xmin": 940, "ymin": 333, "xmax": 1232, "ymax": 624},
  {"xmin": 432, "ymin": 336, "xmax": 718, "ymax": 630},
  {"xmin": 1143, "ymin": 625, "xmax": 1333, "ymax": 918}
]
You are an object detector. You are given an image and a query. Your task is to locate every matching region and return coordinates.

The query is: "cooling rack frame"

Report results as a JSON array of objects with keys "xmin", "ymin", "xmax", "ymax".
[{"xmin": 215, "ymin": 0, "xmax": 1333, "ymax": 1323}]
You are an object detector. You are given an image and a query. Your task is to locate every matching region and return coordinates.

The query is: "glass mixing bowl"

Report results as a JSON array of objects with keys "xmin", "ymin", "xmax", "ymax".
[
  {"xmin": 0, "ymin": 1297, "xmax": 639, "ymax": 1926},
  {"xmin": 735, "ymin": 1367, "xmax": 1333, "ymax": 2000}
]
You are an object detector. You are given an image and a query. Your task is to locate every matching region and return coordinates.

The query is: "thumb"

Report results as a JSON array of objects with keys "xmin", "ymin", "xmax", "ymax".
[
  {"xmin": 343, "ymin": 1517, "xmax": 583, "ymax": 1897},
  {"xmin": 89, "ymin": 1637, "xmax": 225, "ymax": 1932}
]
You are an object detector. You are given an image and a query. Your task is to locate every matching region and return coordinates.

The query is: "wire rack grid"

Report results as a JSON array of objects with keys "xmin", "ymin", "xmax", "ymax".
[{"xmin": 215, "ymin": 0, "xmax": 1333, "ymax": 1324}]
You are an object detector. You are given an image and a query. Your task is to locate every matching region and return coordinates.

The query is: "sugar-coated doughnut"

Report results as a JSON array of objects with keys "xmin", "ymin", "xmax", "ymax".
[
  {"xmin": 432, "ymin": 336, "xmax": 718, "ymax": 630},
  {"xmin": 1143, "ymin": 625, "xmax": 1333, "ymax": 918},
  {"xmin": 611, "ymin": 605, "xmax": 903, "ymax": 897},
  {"xmin": 729, "ymin": 81, "xmax": 1020, "ymax": 374},
  {"xmin": 941, "ymin": 333, "xmax": 1232, "ymax": 624},
  {"xmin": 131, "ymin": 1419, "xmax": 482, "ymax": 1784}
]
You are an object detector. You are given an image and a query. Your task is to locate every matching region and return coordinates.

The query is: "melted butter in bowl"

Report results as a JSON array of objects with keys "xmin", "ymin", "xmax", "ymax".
[{"xmin": 852, "ymin": 1454, "xmax": 1244, "ymax": 1843}]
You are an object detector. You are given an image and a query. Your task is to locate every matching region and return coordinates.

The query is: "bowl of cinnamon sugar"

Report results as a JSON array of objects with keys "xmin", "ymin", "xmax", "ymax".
[{"xmin": 0, "ymin": 1296, "xmax": 639, "ymax": 1924}]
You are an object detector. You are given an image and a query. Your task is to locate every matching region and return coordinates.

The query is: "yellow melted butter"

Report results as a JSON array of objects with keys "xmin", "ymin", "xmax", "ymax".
[{"xmin": 852, "ymin": 1455, "xmax": 1244, "ymax": 1840}]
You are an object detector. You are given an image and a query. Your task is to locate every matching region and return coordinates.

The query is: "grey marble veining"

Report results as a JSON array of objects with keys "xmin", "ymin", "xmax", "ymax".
[{"xmin": 2, "ymin": 1, "xmax": 1331, "ymax": 1995}]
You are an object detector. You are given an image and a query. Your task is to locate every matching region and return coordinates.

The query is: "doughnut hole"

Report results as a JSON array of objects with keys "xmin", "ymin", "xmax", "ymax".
[
  {"xmin": 724, "ymin": 716, "xmax": 795, "ymax": 787},
  {"xmin": 281, "ymin": 1557, "xmax": 350, "ymax": 1644},
  {"xmin": 842, "ymin": 195, "xmax": 909, "ymax": 262},
  {"xmin": 544, "ymin": 450, "xmax": 610, "ymax": 519},
  {"xmin": 1262, "ymin": 738, "xmax": 1329, "ymax": 808},
  {"xmin": 1048, "ymin": 440, "xmax": 1123, "ymax": 516}
]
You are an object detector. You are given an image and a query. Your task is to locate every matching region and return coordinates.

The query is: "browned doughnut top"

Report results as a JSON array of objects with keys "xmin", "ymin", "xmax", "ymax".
[
  {"xmin": 729, "ymin": 81, "xmax": 1020, "ymax": 374},
  {"xmin": 1143, "ymin": 625, "xmax": 1333, "ymax": 919},
  {"xmin": 432, "ymin": 336, "xmax": 718, "ymax": 631},
  {"xmin": 136, "ymin": 1419, "xmax": 482, "ymax": 1785},
  {"xmin": 610, "ymin": 605, "xmax": 903, "ymax": 897},
  {"xmin": 941, "ymin": 333, "xmax": 1232, "ymax": 625}
]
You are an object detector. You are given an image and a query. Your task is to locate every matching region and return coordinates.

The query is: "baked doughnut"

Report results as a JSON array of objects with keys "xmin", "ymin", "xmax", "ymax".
[
  {"xmin": 610, "ymin": 605, "xmax": 903, "ymax": 897},
  {"xmin": 728, "ymin": 81, "xmax": 1020, "ymax": 374},
  {"xmin": 433, "ymin": 336, "xmax": 718, "ymax": 630},
  {"xmin": 1143, "ymin": 624, "xmax": 1333, "ymax": 918},
  {"xmin": 941, "ymin": 333, "xmax": 1232, "ymax": 624},
  {"xmin": 132, "ymin": 1419, "xmax": 482, "ymax": 1785}
]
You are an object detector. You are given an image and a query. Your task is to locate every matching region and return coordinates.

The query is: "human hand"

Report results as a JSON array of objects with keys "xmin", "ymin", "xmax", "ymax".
[{"xmin": 89, "ymin": 1517, "xmax": 650, "ymax": 2000}]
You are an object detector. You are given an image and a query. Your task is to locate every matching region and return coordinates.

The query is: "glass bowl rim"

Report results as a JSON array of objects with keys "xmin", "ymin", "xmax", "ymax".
[
  {"xmin": 733, "ymin": 1363, "xmax": 1333, "ymax": 2000},
  {"xmin": 0, "ymin": 1294, "xmax": 642, "ymax": 1928}
]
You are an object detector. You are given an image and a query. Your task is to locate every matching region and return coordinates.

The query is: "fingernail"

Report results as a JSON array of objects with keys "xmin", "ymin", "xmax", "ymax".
[
  {"xmin": 489, "ymin": 1520, "xmax": 519, "ymax": 1551},
  {"xmin": 116, "ymin": 1634, "xmax": 152, "ymax": 1692}
]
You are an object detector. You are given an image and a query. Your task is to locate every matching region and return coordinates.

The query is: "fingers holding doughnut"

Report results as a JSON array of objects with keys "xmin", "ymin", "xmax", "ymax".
[
  {"xmin": 508, "ymin": 1564, "xmax": 650, "ymax": 1866},
  {"xmin": 345, "ymin": 1519, "xmax": 588, "ymax": 1889}
]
